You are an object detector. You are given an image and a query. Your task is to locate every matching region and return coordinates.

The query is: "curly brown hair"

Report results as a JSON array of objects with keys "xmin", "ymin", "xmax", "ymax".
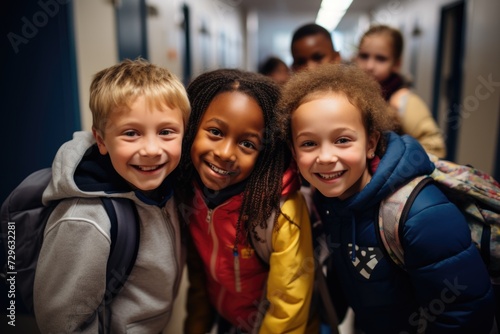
[
  {"xmin": 277, "ymin": 63, "xmax": 397, "ymax": 156},
  {"xmin": 177, "ymin": 68, "xmax": 286, "ymax": 245}
]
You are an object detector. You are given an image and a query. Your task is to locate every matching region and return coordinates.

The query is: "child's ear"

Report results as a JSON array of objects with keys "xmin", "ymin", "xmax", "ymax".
[
  {"xmin": 92, "ymin": 128, "xmax": 108, "ymax": 155},
  {"xmin": 367, "ymin": 131, "xmax": 381, "ymax": 158}
]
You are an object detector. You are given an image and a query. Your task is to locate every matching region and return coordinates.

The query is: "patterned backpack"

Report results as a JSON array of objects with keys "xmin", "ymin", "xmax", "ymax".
[{"xmin": 378, "ymin": 153, "xmax": 500, "ymax": 281}]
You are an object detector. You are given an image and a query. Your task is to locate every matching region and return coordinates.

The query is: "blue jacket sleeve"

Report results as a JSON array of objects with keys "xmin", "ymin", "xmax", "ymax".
[{"xmin": 402, "ymin": 183, "xmax": 495, "ymax": 333}]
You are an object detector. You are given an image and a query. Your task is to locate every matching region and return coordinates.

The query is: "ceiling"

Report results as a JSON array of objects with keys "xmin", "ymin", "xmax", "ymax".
[
  {"xmin": 239, "ymin": 0, "xmax": 389, "ymax": 29},
  {"xmin": 239, "ymin": 0, "xmax": 321, "ymax": 14}
]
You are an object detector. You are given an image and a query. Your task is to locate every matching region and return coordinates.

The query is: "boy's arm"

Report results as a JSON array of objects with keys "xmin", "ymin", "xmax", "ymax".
[
  {"xmin": 259, "ymin": 191, "xmax": 314, "ymax": 334},
  {"xmin": 34, "ymin": 205, "xmax": 110, "ymax": 333}
]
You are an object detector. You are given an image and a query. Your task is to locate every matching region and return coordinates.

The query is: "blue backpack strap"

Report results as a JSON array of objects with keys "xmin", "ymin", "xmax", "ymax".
[
  {"xmin": 102, "ymin": 197, "xmax": 140, "ymax": 297},
  {"xmin": 80, "ymin": 197, "xmax": 140, "ymax": 333},
  {"xmin": 378, "ymin": 176, "xmax": 433, "ymax": 269}
]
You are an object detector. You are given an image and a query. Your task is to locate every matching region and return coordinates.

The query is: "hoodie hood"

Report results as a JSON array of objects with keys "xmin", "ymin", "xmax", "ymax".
[
  {"xmin": 343, "ymin": 132, "xmax": 433, "ymax": 209},
  {"xmin": 43, "ymin": 131, "xmax": 133, "ymax": 203}
]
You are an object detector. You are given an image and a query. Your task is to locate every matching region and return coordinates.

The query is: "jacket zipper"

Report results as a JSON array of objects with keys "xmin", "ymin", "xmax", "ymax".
[
  {"xmin": 206, "ymin": 207, "xmax": 242, "ymax": 294},
  {"xmin": 206, "ymin": 208, "xmax": 220, "ymax": 282}
]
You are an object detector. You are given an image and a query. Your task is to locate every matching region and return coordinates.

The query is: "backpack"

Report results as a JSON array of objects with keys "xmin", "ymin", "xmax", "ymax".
[
  {"xmin": 250, "ymin": 193, "xmax": 341, "ymax": 334},
  {"xmin": 377, "ymin": 153, "xmax": 500, "ymax": 279},
  {"xmin": 0, "ymin": 167, "xmax": 140, "ymax": 330}
]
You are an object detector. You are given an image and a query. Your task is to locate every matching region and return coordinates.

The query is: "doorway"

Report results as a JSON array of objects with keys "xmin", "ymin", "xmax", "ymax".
[
  {"xmin": 431, "ymin": 1, "xmax": 466, "ymax": 161},
  {"xmin": 115, "ymin": 0, "xmax": 149, "ymax": 60}
]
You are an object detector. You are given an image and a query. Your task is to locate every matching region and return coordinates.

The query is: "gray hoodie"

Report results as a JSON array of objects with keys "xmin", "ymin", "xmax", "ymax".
[{"xmin": 34, "ymin": 131, "xmax": 183, "ymax": 333}]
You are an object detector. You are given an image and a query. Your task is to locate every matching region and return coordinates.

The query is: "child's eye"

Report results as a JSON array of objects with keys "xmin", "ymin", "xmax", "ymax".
[
  {"xmin": 300, "ymin": 141, "xmax": 316, "ymax": 148},
  {"xmin": 208, "ymin": 128, "xmax": 222, "ymax": 137},
  {"xmin": 312, "ymin": 53, "xmax": 325, "ymax": 62},
  {"xmin": 336, "ymin": 137, "xmax": 351, "ymax": 144},
  {"xmin": 357, "ymin": 53, "xmax": 369, "ymax": 60},
  {"xmin": 240, "ymin": 140, "xmax": 257, "ymax": 150},
  {"xmin": 123, "ymin": 130, "xmax": 138, "ymax": 137},
  {"xmin": 159, "ymin": 129, "xmax": 172, "ymax": 136}
]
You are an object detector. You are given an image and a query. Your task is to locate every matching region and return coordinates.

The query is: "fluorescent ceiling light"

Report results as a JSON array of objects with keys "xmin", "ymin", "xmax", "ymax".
[{"xmin": 315, "ymin": 0, "xmax": 353, "ymax": 31}]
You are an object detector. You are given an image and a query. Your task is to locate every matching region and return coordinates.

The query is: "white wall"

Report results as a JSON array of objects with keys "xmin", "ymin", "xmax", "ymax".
[
  {"xmin": 73, "ymin": 0, "xmax": 119, "ymax": 132},
  {"xmin": 74, "ymin": 0, "xmax": 246, "ymax": 133},
  {"xmin": 256, "ymin": 12, "xmax": 318, "ymax": 68},
  {"xmin": 188, "ymin": 0, "xmax": 246, "ymax": 76},
  {"xmin": 458, "ymin": 0, "xmax": 500, "ymax": 173},
  {"xmin": 146, "ymin": 0, "xmax": 184, "ymax": 78},
  {"xmin": 148, "ymin": 0, "xmax": 246, "ymax": 81}
]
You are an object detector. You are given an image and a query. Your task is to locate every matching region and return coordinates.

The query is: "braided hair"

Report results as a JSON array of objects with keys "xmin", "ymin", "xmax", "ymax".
[{"xmin": 177, "ymin": 68, "xmax": 285, "ymax": 245}]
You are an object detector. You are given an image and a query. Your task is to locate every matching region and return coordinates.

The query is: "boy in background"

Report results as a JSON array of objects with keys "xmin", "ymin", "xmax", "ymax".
[{"xmin": 290, "ymin": 23, "xmax": 341, "ymax": 72}]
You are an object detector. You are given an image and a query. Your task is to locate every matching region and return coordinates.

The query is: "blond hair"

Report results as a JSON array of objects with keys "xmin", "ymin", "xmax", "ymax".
[{"xmin": 89, "ymin": 58, "xmax": 190, "ymax": 134}]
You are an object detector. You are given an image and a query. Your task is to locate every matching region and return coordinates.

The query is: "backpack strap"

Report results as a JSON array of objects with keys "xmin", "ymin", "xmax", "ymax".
[
  {"xmin": 80, "ymin": 197, "xmax": 140, "ymax": 333},
  {"xmin": 102, "ymin": 197, "xmax": 140, "ymax": 297},
  {"xmin": 378, "ymin": 176, "xmax": 433, "ymax": 269},
  {"xmin": 250, "ymin": 197, "xmax": 286, "ymax": 264},
  {"xmin": 315, "ymin": 260, "xmax": 340, "ymax": 334}
]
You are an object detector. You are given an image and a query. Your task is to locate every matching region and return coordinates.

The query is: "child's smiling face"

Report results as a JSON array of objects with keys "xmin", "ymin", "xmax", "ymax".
[
  {"xmin": 94, "ymin": 95, "xmax": 185, "ymax": 191},
  {"xmin": 291, "ymin": 92, "xmax": 378, "ymax": 199},
  {"xmin": 190, "ymin": 91, "xmax": 264, "ymax": 191}
]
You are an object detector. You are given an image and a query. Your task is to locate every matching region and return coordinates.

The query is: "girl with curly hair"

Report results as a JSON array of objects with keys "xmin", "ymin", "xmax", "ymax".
[{"xmin": 278, "ymin": 63, "xmax": 494, "ymax": 333}]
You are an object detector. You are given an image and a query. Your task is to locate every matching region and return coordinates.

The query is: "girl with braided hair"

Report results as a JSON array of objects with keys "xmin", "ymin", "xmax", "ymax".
[{"xmin": 178, "ymin": 68, "xmax": 314, "ymax": 333}]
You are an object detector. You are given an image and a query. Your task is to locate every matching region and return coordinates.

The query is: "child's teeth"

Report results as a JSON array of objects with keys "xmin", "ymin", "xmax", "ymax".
[
  {"xmin": 319, "ymin": 171, "xmax": 343, "ymax": 179},
  {"xmin": 139, "ymin": 165, "xmax": 159, "ymax": 171},
  {"xmin": 210, "ymin": 164, "xmax": 231, "ymax": 175}
]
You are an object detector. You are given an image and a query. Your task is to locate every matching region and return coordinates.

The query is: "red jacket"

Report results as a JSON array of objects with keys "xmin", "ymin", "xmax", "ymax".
[{"xmin": 187, "ymin": 163, "xmax": 302, "ymax": 331}]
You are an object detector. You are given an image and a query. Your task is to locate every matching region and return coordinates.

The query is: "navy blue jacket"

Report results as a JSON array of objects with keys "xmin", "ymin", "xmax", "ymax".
[{"xmin": 314, "ymin": 132, "xmax": 495, "ymax": 333}]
